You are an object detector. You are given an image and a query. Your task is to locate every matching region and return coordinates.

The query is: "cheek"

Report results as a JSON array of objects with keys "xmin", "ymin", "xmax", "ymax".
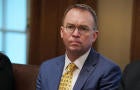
[
  {"xmin": 82, "ymin": 35, "xmax": 94, "ymax": 43},
  {"xmin": 81, "ymin": 35, "xmax": 95, "ymax": 47},
  {"xmin": 61, "ymin": 32, "xmax": 70, "ymax": 42},
  {"xmin": 90, "ymin": 35, "xmax": 95, "ymax": 42}
]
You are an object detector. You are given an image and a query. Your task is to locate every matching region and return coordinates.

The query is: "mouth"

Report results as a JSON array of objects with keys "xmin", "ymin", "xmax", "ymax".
[{"xmin": 70, "ymin": 41, "xmax": 81, "ymax": 46}]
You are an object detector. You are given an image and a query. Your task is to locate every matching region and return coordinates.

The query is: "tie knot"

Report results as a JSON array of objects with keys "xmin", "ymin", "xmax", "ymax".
[{"xmin": 66, "ymin": 63, "xmax": 77, "ymax": 72}]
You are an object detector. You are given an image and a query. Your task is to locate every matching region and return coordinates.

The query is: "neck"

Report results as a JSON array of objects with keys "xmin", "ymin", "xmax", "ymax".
[{"xmin": 66, "ymin": 50, "xmax": 87, "ymax": 62}]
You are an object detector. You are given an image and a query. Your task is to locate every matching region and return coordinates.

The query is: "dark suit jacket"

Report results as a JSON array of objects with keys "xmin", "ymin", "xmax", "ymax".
[
  {"xmin": 36, "ymin": 49, "xmax": 121, "ymax": 90},
  {"xmin": 0, "ymin": 52, "xmax": 14, "ymax": 90},
  {"xmin": 119, "ymin": 60, "xmax": 140, "ymax": 90}
]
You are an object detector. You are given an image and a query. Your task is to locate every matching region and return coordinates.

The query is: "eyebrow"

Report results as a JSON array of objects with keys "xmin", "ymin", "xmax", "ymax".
[{"xmin": 66, "ymin": 23, "xmax": 89, "ymax": 27}]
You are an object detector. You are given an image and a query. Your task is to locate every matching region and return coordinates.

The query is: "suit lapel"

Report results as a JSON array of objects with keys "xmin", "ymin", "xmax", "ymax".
[
  {"xmin": 73, "ymin": 49, "xmax": 98, "ymax": 90},
  {"xmin": 53, "ymin": 56, "xmax": 65, "ymax": 90}
]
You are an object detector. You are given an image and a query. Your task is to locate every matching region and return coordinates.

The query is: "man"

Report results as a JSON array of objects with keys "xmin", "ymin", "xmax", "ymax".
[
  {"xmin": 36, "ymin": 4, "xmax": 121, "ymax": 90},
  {"xmin": 118, "ymin": 60, "xmax": 140, "ymax": 90}
]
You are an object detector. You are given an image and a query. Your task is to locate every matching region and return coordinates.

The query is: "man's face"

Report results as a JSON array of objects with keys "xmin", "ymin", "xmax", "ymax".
[{"xmin": 60, "ymin": 8, "xmax": 98, "ymax": 54}]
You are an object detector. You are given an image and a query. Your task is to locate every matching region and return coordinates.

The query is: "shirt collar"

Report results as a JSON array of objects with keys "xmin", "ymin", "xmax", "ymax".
[{"xmin": 64, "ymin": 48, "xmax": 91, "ymax": 70}]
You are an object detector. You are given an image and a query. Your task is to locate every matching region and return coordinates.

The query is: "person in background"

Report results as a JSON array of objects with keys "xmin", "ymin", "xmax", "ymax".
[
  {"xmin": 36, "ymin": 4, "xmax": 121, "ymax": 90},
  {"xmin": 118, "ymin": 60, "xmax": 140, "ymax": 90},
  {"xmin": 0, "ymin": 52, "xmax": 14, "ymax": 90}
]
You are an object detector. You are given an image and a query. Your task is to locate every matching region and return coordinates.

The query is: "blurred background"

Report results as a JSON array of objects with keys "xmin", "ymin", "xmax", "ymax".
[
  {"xmin": 0, "ymin": 0, "xmax": 29, "ymax": 64},
  {"xmin": 0, "ymin": 0, "xmax": 139, "ymax": 70}
]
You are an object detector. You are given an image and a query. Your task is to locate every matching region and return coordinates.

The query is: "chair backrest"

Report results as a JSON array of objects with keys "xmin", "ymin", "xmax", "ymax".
[{"xmin": 12, "ymin": 64, "xmax": 39, "ymax": 90}]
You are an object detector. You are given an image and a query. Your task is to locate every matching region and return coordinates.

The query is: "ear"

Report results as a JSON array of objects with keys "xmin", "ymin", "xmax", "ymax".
[
  {"xmin": 92, "ymin": 31, "xmax": 98, "ymax": 42},
  {"xmin": 60, "ymin": 26, "xmax": 64, "ymax": 38}
]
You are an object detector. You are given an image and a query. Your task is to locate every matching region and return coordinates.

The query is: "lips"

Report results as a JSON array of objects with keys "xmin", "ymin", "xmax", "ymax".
[{"xmin": 70, "ymin": 40, "xmax": 81, "ymax": 46}]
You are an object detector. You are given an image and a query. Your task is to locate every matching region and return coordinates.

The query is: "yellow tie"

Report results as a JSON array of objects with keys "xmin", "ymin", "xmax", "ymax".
[{"xmin": 59, "ymin": 63, "xmax": 77, "ymax": 90}]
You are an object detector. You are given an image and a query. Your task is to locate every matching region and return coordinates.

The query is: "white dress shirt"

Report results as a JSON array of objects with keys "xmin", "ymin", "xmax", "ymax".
[{"xmin": 62, "ymin": 49, "xmax": 91, "ymax": 90}]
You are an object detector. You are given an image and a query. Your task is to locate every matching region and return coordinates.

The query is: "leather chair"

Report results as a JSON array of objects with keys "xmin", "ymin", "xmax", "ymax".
[{"xmin": 12, "ymin": 64, "xmax": 39, "ymax": 90}]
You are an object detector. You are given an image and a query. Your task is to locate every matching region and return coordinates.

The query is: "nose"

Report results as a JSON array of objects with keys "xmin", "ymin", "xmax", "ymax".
[{"xmin": 72, "ymin": 28, "xmax": 80, "ymax": 37}]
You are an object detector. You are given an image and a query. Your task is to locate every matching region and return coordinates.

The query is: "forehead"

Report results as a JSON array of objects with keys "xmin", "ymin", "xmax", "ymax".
[
  {"xmin": 65, "ymin": 8, "xmax": 93, "ymax": 18},
  {"xmin": 64, "ymin": 8, "xmax": 94, "ymax": 26}
]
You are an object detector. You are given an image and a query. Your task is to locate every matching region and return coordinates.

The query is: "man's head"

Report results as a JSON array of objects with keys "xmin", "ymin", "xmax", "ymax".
[
  {"xmin": 62, "ymin": 4, "xmax": 98, "ymax": 31},
  {"xmin": 60, "ymin": 4, "xmax": 98, "ymax": 59}
]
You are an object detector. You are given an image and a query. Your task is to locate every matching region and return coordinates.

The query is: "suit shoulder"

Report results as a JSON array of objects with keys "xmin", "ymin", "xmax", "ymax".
[
  {"xmin": 97, "ymin": 53, "xmax": 121, "ymax": 70},
  {"xmin": 40, "ymin": 55, "xmax": 64, "ymax": 68},
  {"xmin": 124, "ymin": 60, "xmax": 140, "ymax": 73}
]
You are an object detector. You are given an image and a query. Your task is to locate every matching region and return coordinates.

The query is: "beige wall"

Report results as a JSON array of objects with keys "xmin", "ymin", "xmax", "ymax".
[{"xmin": 97, "ymin": 0, "xmax": 133, "ymax": 70}]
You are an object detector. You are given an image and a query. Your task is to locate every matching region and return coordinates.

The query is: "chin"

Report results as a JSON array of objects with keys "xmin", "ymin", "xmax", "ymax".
[{"xmin": 69, "ymin": 47, "xmax": 82, "ymax": 52}]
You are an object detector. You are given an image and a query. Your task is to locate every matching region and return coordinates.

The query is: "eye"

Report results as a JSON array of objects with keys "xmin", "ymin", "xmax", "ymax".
[
  {"xmin": 67, "ymin": 25, "xmax": 75, "ymax": 29},
  {"xmin": 79, "ymin": 26, "xmax": 89, "ymax": 31},
  {"xmin": 66, "ymin": 25, "xmax": 75, "ymax": 31}
]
